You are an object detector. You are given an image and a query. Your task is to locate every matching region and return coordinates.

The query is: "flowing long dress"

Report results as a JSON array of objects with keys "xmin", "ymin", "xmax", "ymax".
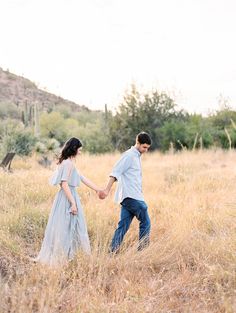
[{"xmin": 35, "ymin": 159, "xmax": 91, "ymax": 266}]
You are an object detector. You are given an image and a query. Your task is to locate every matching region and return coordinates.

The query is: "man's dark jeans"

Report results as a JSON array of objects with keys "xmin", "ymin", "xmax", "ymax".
[{"xmin": 110, "ymin": 197, "xmax": 151, "ymax": 253}]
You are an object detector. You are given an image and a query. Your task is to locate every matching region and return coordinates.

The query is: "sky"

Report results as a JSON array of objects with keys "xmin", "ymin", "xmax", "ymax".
[{"xmin": 0, "ymin": 0, "xmax": 236, "ymax": 114}]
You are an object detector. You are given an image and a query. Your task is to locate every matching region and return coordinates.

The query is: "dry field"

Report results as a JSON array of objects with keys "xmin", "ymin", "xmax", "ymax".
[{"xmin": 0, "ymin": 150, "xmax": 235, "ymax": 313}]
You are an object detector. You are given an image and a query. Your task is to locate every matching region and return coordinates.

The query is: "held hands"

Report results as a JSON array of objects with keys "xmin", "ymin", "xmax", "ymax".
[
  {"xmin": 97, "ymin": 189, "xmax": 109, "ymax": 200},
  {"xmin": 96, "ymin": 177, "xmax": 115, "ymax": 200}
]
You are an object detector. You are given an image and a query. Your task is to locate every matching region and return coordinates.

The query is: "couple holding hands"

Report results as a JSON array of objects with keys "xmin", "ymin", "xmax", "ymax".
[{"xmin": 35, "ymin": 132, "xmax": 152, "ymax": 266}]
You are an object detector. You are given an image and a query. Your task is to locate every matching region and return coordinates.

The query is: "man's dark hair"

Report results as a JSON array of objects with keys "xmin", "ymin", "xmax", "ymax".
[{"xmin": 136, "ymin": 132, "xmax": 152, "ymax": 145}]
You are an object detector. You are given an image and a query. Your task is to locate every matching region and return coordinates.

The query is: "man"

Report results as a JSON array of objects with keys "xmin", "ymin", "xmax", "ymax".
[{"xmin": 99, "ymin": 132, "xmax": 152, "ymax": 253}]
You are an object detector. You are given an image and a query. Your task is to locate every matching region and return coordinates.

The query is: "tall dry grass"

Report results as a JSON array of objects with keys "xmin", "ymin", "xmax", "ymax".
[{"xmin": 0, "ymin": 150, "xmax": 235, "ymax": 313}]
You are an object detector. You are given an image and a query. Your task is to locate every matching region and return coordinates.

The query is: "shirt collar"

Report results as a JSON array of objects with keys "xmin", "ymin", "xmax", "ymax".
[{"xmin": 130, "ymin": 146, "xmax": 141, "ymax": 157}]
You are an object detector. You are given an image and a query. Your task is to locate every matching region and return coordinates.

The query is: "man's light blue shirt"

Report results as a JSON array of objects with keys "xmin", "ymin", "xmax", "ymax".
[{"xmin": 110, "ymin": 146, "xmax": 144, "ymax": 203}]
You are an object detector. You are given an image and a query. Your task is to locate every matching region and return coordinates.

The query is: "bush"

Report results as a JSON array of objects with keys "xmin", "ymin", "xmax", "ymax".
[
  {"xmin": 2, "ymin": 130, "xmax": 37, "ymax": 156},
  {"xmin": 40, "ymin": 112, "xmax": 82, "ymax": 144},
  {"xmin": 0, "ymin": 102, "xmax": 21, "ymax": 120},
  {"xmin": 78, "ymin": 121, "xmax": 113, "ymax": 154}
]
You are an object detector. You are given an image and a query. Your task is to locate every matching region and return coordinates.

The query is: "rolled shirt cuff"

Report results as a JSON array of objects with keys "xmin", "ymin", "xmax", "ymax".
[{"xmin": 109, "ymin": 172, "xmax": 119, "ymax": 181}]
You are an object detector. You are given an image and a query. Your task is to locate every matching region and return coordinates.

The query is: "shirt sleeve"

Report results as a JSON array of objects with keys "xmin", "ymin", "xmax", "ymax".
[{"xmin": 110, "ymin": 153, "xmax": 132, "ymax": 180}]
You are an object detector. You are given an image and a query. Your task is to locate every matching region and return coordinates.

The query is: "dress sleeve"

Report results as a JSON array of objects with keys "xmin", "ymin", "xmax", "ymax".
[
  {"xmin": 110, "ymin": 153, "xmax": 132, "ymax": 180},
  {"xmin": 50, "ymin": 160, "xmax": 74, "ymax": 185}
]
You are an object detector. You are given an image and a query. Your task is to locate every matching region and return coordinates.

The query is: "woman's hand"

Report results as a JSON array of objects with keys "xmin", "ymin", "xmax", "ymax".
[{"xmin": 70, "ymin": 203, "xmax": 78, "ymax": 215}]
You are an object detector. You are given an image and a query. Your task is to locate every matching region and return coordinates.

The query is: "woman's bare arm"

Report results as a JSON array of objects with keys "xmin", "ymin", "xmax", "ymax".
[
  {"xmin": 61, "ymin": 181, "xmax": 77, "ymax": 214},
  {"xmin": 80, "ymin": 176, "xmax": 100, "ymax": 192}
]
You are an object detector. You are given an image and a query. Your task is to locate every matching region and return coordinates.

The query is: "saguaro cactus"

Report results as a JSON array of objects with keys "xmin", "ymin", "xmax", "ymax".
[{"xmin": 34, "ymin": 101, "xmax": 40, "ymax": 137}]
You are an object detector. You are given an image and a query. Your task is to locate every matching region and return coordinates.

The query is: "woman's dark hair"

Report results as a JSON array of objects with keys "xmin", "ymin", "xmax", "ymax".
[
  {"xmin": 58, "ymin": 137, "xmax": 82, "ymax": 164},
  {"xmin": 136, "ymin": 132, "xmax": 152, "ymax": 145}
]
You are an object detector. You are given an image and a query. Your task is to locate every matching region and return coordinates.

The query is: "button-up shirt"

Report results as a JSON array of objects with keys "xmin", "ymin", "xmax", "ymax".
[{"xmin": 110, "ymin": 146, "xmax": 144, "ymax": 203}]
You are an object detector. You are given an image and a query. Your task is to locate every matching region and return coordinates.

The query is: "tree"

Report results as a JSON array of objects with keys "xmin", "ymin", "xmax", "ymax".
[
  {"xmin": 159, "ymin": 120, "xmax": 187, "ymax": 151},
  {"xmin": 109, "ymin": 85, "xmax": 186, "ymax": 151},
  {"xmin": 40, "ymin": 111, "xmax": 68, "ymax": 144},
  {"xmin": 77, "ymin": 120, "xmax": 113, "ymax": 154},
  {"xmin": 2, "ymin": 130, "xmax": 36, "ymax": 156},
  {"xmin": 208, "ymin": 109, "xmax": 236, "ymax": 148}
]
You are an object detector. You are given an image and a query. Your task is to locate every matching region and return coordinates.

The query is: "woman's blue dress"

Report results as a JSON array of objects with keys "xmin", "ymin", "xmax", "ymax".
[{"xmin": 35, "ymin": 159, "xmax": 91, "ymax": 265}]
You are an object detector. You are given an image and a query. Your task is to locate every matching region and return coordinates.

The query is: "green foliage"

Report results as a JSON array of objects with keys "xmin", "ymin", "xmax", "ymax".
[
  {"xmin": 78, "ymin": 120, "xmax": 113, "ymax": 154},
  {"xmin": 184, "ymin": 115, "xmax": 214, "ymax": 149},
  {"xmin": 2, "ymin": 129, "xmax": 37, "ymax": 156},
  {"xmin": 35, "ymin": 138, "xmax": 60, "ymax": 154},
  {"xmin": 46, "ymin": 138, "xmax": 60, "ymax": 151},
  {"xmin": 210, "ymin": 109, "xmax": 236, "ymax": 130},
  {"xmin": 40, "ymin": 111, "xmax": 69, "ymax": 144},
  {"xmin": 76, "ymin": 110, "xmax": 105, "ymax": 126},
  {"xmin": 55, "ymin": 104, "xmax": 72, "ymax": 118},
  {"xmin": 40, "ymin": 112, "xmax": 84, "ymax": 145},
  {"xmin": 64, "ymin": 118, "xmax": 81, "ymax": 138},
  {"xmin": 159, "ymin": 120, "xmax": 187, "ymax": 150},
  {"xmin": 0, "ymin": 102, "xmax": 21, "ymax": 120},
  {"xmin": 207, "ymin": 109, "xmax": 236, "ymax": 148},
  {"xmin": 0, "ymin": 118, "xmax": 20, "ymax": 139},
  {"xmin": 38, "ymin": 110, "xmax": 112, "ymax": 154},
  {"xmin": 108, "ymin": 86, "xmax": 236, "ymax": 152},
  {"xmin": 1, "ymin": 87, "xmax": 236, "ymax": 154},
  {"xmin": 0, "ymin": 119, "xmax": 36, "ymax": 156},
  {"xmin": 110, "ymin": 85, "xmax": 186, "ymax": 151}
]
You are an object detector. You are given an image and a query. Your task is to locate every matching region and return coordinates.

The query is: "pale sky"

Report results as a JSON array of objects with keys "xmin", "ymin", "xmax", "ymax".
[{"xmin": 0, "ymin": 0, "xmax": 236, "ymax": 114}]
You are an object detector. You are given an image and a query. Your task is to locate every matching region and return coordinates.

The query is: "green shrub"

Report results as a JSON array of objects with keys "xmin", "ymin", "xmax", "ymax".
[{"xmin": 2, "ymin": 130, "xmax": 37, "ymax": 156}]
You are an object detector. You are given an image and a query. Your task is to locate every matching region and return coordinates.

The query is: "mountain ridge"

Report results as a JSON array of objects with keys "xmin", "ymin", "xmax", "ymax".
[{"xmin": 0, "ymin": 67, "xmax": 88, "ymax": 112}]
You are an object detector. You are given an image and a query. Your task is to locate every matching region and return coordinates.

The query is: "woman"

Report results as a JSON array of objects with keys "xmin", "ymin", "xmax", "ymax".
[{"xmin": 35, "ymin": 137, "xmax": 100, "ymax": 266}]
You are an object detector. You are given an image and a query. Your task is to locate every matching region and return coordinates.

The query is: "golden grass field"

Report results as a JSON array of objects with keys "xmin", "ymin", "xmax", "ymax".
[{"xmin": 0, "ymin": 150, "xmax": 235, "ymax": 313}]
